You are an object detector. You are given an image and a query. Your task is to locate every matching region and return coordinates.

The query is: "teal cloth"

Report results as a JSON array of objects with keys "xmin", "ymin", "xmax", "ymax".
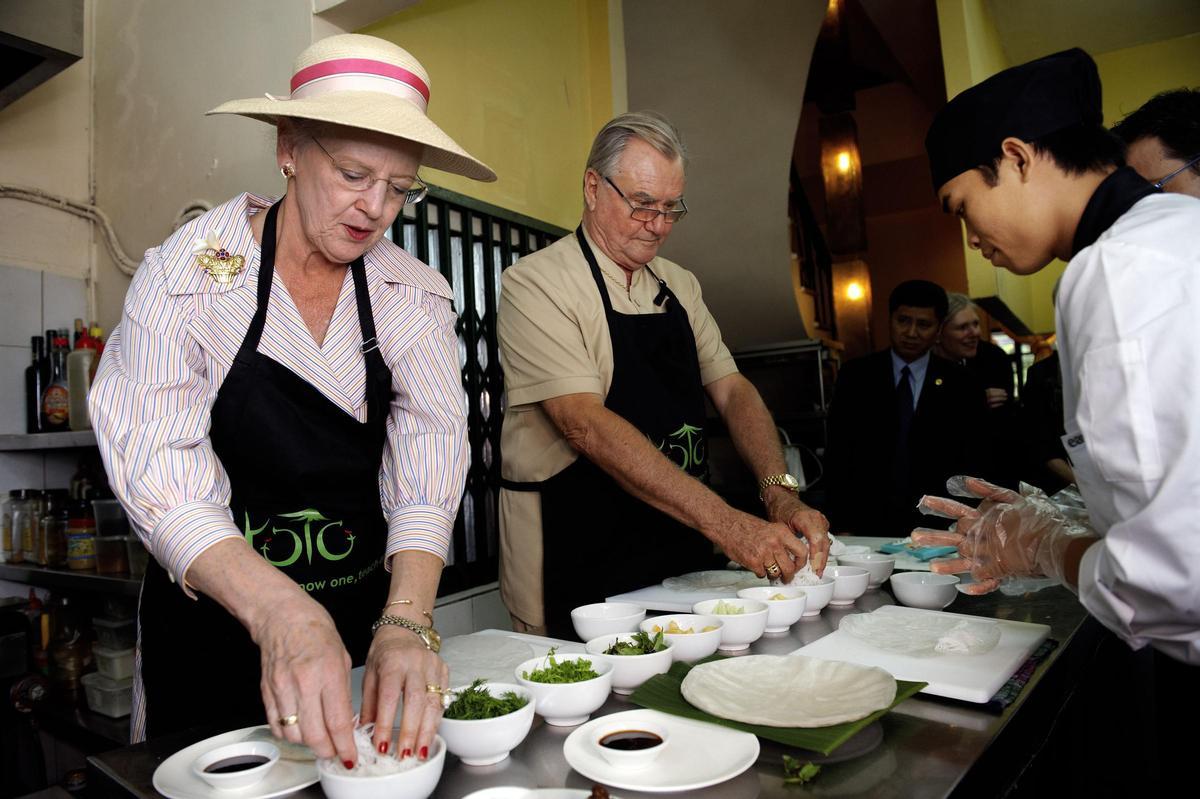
[
  {"xmin": 879, "ymin": 541, "xmax": 958, "ymax": 561},
  {"xmin": 629, "ymin": 656, "xmax": 926, "ymax": 755}
]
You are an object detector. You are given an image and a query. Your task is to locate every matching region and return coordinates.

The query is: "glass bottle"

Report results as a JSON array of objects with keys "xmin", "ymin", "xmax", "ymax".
[
  {"xmin": 0, "ymin": 490, "xmax": 14, "ymax": 563},
  {"xmin": 41, "ymin": 339, "xmax": 70, "ymax": 432},
  {"xmin": 25, "ymin": 336, "xmax": 46, "ymax": 433},
  {"xmin": 40, "ymin": 490, "xmax": 69, "ymax": 568},
  {"xmin": 65, "ymin": 499, "xmax": 96, "ymax": 572}
]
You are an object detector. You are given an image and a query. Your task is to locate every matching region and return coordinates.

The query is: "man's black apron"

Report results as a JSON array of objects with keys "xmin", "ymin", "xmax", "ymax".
[
  {"xmin": 506, "ymin": 228, "xmax": 717, "ymax": 638},
  {"xmin": 139, "ymin": 200, "xmax": 390, "ymax": 738}
]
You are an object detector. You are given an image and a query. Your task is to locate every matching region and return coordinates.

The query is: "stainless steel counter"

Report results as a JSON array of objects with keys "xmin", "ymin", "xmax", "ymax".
[{"xmin": 89, "ymin": 586, "xmax": 1095, "ymax": 798}]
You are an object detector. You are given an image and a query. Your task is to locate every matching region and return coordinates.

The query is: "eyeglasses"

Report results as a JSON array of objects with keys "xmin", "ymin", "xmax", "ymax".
[
  {"xmin": 310, "ymin": 137, "xmax": 428, "ymax": 205},
  {"xmin": 1153, "ymin": 153, "xmax": 1200, "ymax": 189},
  {"xmin": 603, "ymin": 175, "xmax": 687, "ymax": 223}
]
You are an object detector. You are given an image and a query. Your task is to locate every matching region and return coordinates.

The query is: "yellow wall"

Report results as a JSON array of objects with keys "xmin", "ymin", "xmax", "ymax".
[
  {"xmin": 364, "ymin": 0, "xmax": 614, "ymax": 231},
  {"xmin": 1097, "ymin": 33, "xmax": 1200, "ymax": 125}
]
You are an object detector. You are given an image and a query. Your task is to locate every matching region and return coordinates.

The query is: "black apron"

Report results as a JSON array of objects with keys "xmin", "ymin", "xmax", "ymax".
[
  {"xmin": 506, "ymin": 228, "xmax": 717, "ymax": 638},
  {"xmin": 139, "ymin": 200, "xmax": 390, "ymax": 738}
]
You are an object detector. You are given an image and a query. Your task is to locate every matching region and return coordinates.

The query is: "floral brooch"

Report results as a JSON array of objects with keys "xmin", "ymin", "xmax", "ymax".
[{"xmin": 192, "ymin": 230, "xmax": 245, "ymax": 285}]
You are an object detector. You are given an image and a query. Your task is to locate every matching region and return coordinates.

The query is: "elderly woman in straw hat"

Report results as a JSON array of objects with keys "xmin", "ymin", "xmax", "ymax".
[{"xmin": 89, "ymin": 34, "xmax": 493, "ymax": 766}]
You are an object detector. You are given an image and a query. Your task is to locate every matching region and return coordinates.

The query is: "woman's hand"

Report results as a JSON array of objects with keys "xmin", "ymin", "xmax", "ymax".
[
  {"xmin": 251, "ymin": 596, "xmax": 358, "ymax": 767},
  {"xmin": 359, "ymin": 624, "xmax": 448, "ymax": 761}
]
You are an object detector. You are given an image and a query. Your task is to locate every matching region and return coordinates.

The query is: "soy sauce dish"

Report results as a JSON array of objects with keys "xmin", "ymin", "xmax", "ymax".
[
  {"xmin": 192, "ymin": 740, "xmax": 280, "ymax": 791},
  {"xmin": 592, "ymin": 719, "xmax": 669, "ymax": 770}
]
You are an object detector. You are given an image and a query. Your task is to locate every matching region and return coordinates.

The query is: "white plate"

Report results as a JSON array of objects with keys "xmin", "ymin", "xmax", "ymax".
[
  {"xmin": 152, "ymin": 725, "xmax": 318, "ymax": 799},
  {"xmin": 563, "ymin": 709, "xmax": 759, "ymax": 793},
  {"xmin": 462, "ymin": 790, "xmax": 614, "ymax": 799},
  {"xmin": 662, "ymin": 570, "xmax": 767, "ymax": 592}
]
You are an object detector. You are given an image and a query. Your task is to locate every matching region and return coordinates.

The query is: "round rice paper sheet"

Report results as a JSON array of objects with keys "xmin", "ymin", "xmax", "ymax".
[
  {"xmin": 680, "ymin": 655, "xmax": 896, "ymax": 728},
  {"xmin": 663, "ymin": 570, "xmax": 768, "ymax": 592}
]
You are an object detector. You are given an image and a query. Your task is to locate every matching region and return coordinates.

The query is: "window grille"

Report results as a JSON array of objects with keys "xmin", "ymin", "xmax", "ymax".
[{"xmin": 389, "ymin": 186, "xmax": 568, "ymax": 596}]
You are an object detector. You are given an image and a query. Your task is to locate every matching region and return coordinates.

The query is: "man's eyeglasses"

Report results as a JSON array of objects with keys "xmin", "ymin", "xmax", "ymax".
[
  {"xmin": 311, "ymin": 137, "xmax": 428, "ymax": 205},
  {"xmin": 604, "ymin": 175, "xmax": 687, "ymax": 223},
  {"xmin": 1153, "ymin": 153, "xmax": 1200, "ymax": 190}
]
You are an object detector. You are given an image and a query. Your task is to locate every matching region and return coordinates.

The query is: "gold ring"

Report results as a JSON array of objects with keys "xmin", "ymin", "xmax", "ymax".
[
  {"xmin": 279, "ymin": 714, "xmax": 299, "ymax": 727},
  {"xmin": 765, "ymin": 562, "xmax": 782, "ymax": 578},
  {"xmin": 426, "ymin": 683, "xmax": 445, "ymax": 694}
]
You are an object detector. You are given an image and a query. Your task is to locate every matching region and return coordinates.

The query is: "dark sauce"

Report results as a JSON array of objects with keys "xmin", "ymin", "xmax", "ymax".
[
  {"xmin": 598, "ymin": 730, "xmax": 663, "ymax": 751},
  {"xmin": 204, "ymin": 755, "xmax": 270, "ymax": 774}
]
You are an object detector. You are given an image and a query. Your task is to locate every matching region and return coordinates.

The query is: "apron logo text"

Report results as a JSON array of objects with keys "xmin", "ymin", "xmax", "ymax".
[{"xmin": 243, "ymin": 508, "xmax": 355, "ymax": 568}]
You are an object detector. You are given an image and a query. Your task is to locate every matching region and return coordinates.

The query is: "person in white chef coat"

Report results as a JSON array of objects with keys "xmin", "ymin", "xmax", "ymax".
[{"xmin": 916, "ymin": 48, "xmax": 1198, "ymax": 794}]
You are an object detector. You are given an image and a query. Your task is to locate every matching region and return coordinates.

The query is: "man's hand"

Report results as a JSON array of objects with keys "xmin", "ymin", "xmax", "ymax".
[
  {"xmin": 717, "ymin": 510, "xmax": 812, "ymax": 584},
  {"xmin": 984, "ymin": 388, "xmax": 1009, "ymax": 408},
  {"xmin": 763, "ymin": 488, "xmax": 830, "ymax": 575}
]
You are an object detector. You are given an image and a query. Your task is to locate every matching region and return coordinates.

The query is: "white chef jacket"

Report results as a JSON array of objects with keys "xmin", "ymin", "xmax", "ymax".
[{"xmin": 1057, "ymin": 190, "xmax": 1200, "ymax": 665}]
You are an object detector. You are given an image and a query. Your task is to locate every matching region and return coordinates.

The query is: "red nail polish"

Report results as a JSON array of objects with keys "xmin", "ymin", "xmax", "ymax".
[
  {"xmin": 343, "ymin": 760, "xmax": 354, "ymax": 769},
  {"xmin": 377, "ymin": 741, "xmax": 388, "ymax": 754},
  {"xmin": 419, "ymin": 746, "xmax": 428, "ymax": 760},
  {"xmin": 402, "ymin": 748, "xmax": 412, "ymax": 759}
]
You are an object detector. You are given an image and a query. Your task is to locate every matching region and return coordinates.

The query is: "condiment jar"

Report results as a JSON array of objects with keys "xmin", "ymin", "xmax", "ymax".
[{"xmin": 65, "ymin": 500, "xmax": 97, "ymax": 572}]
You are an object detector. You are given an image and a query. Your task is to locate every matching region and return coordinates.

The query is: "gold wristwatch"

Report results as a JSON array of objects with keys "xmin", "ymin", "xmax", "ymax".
[
  {"xmin": 371, "ymin": 614, "xmax": 442, "ymax": 653},
  {"xmin": 758, "ymin": 473, "xmax": 800, "ymax": 501}
]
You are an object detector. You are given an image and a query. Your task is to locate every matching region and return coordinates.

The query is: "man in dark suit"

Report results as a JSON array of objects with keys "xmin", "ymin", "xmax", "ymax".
[{"xmin": 825, "ymin": 280, "xmax": 987, "ymax": 537}]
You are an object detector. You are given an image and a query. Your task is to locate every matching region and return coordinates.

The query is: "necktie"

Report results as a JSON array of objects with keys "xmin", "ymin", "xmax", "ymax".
[
  {"xmin": 896, "ymin": 365, "xmax": 914, "ymax": 437},
  {"xmin": 891, "ymin": 366, "xmax": 915, "ymax": 522}
]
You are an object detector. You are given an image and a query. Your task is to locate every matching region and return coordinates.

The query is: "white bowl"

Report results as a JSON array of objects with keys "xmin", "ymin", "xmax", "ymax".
[
  {"xmin": 438, "ymin": 682, "xmax": 536, "ymax": 766},
  {"xmin": 515, "ymin": 653, "xmax": 613, "ymax": 726},
  {"xmin": 318, "ymin": 737, "xmax": 446, "ymax": 799},
  {"xmin": 571, "ymin": 602, "xmax": 647, "ymax": 642},
  {"xmin": 591, "ymin": 717, "xmax": 670, "ymax": 771},
  {"xmin": 585, "ymin": 633, "xmax": 674, "ymax": 694},
  {"xmin": 737, "ymin": 586, "xmax": 808, "ymax": 632},
  {"xmin": 836, "ymin": 552, "xmax": 896, "ymax": 587},
  {"xmin": 690, "ymin": 598, "xmax": 768, "ymax": 651},
  {"xmin": 891, "ymin": 572, "xmax": 960, "ymax": 609},
  {"xmin": 833, "ymin": 544, "xmax": 873, "ymax": 562},
  {"xmin": 192, "ymin": 740, "xmax": 279, "ymax": 791},
  {"xmin": 785, "ymin": 576, "xmax": 835, "ymax": 617},
  {"xmin": 639, "ymin": 615, "xmax": 723, "ymax": 662},
  {"xmin": 827, "ymin": 565, "xmax": 871, "ymax": 606}
]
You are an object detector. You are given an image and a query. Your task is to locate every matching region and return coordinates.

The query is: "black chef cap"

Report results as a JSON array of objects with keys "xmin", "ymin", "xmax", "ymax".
[{"xmin": 925, "ymin": 48, "xmax": 1103, "ymax": 191}]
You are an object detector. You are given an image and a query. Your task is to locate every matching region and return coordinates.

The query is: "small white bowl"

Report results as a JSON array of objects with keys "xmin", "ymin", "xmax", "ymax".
[
  {"xmin": 737, "ymin": 586, "xmax": 808, "ymax": 632},
  {"xmin": 585, "ymin": 633, "xmax": 674, "ymax": 694},
  {"xmin": 639, "ymin": 615, "xmax": 723, "ymax": 662},
  {"xmin": 891, "ymin": 572, "xmax": 960, "ymax": 610},
  {"xmin": 570, "ymin": 602, "xmax": 647, "ymax": 642},
  {"xmin": 832, "ymin": 545, "xmax": 873, "ymax": 563},
  {"xmin": 836, "ymin": 553, "xmax": 896, "ymax": 587},
  {"xmin": 591, "ymin": 717, "xmax": 670, "ymax": 771},
  {"xmin": 318, "ymin": 737, "xmax": 446, "ymax": 799},
  {"xmin": 785, "ymin": 576, "xmax": 835, "ymax": 617},
  {"xmin": 691, "ymin": 598, "xmax": 768, "ymax": 651},
  {"xmin": 192, "ymin": 740, "xmax": 279, "ymax": 791},
  {"xmin": 438, "ymin": 682, "xmax": 536, "ymax": 766},
  {"xmin": 827, "ymin": 565, "xmax": 871, "ymax": 606},
  {"xmin": 515, "ymin": 653, "xmax": 613, "ymax": 726}
]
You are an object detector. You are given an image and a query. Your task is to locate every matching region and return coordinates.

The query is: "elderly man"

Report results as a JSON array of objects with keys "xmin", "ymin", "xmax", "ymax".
[
  {"xmin": 1112, "ymin": 88, "xmax": 1200, "ymax": 198},
  {"xmin": 497, "ymin": 111, "xmax": 829, "ymax": 636}
]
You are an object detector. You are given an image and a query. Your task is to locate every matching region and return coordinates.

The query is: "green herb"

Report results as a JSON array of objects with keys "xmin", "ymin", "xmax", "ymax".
[
  {"xmin": 522, "ymin": 647, "xmax": 599, "ymax": 683},
  {"xmin": 443, "ymin": 678, "xmax": 530, "ymax": 720},
  {"xmin": 603, "ymin": 631, "xmax": 666, "ymax": 656},
  {"xmin": 782, "ymin": 755, "xmax": 821, "ymax": 785}
]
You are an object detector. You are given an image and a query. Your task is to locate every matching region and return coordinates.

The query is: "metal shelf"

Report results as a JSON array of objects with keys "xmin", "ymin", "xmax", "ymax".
[
  {"xmin": 0, "ymin": 563, "xmax": 140, "ymax": 596},
  {"xmin": 0, "ymin": 430, "xmax": 98, "ymax": 451}
]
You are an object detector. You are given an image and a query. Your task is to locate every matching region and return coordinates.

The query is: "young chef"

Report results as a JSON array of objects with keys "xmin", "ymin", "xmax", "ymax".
[{"xmin": 917, "ymin": 47, "xmax": 1198, "ymax": 792}]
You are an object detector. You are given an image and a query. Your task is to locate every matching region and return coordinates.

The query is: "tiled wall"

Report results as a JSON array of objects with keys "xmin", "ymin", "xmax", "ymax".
[{"xmin": 0, "ymin": 263, "xmax": 90, "ymax": 494}]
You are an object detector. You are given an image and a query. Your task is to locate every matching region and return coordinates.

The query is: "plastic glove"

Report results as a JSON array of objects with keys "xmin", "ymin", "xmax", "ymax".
[{"xmin": 911, "ymin": 476, "xmax": 1097, "ymax": 595}]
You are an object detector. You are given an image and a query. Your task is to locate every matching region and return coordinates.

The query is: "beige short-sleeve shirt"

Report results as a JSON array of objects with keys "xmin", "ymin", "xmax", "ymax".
[{"xmin": 497, "ymin": 226, "xmax": 738, "ymax": 626}]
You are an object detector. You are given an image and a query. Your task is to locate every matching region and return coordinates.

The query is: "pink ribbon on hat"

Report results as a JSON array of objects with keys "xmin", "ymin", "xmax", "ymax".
[{"xmin": 289, "ymin": 57, "xmax": 430, "ymax": 111}]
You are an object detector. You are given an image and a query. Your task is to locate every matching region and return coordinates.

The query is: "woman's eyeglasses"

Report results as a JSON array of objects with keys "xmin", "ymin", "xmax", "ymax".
[{"xmin": 311, "ymin": 137, "xmax": 428, "ymax": 205}]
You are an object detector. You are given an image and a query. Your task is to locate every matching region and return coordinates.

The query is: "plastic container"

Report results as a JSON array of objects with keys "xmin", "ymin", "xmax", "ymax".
[
  {"xmin": 91, "ymin": 499, "xmax": 129, "ymax": 537},
  {"xmin": 67, "ymin": 347, "xmax": 95, "ymax": 431},
  {"xmin": 126, "ymin": 536, "xmax": 150, "ymax": 579},
  {"xmin": 95, "ymin": 536, "xmax": 129, "ymax": 574},
  {"xmin": 92, "ymin": 616, "xmax": 136, "ymax": 650},
  {"xmin": 92, "ymin": 645, "xmax": 135, "ymax": 680},
  {"xmin": 81, "ymin": 672, "xmax": 133, "ymax": 718}
]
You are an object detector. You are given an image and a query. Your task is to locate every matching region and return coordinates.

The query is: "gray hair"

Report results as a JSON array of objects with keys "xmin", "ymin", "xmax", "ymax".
[
  {"xmin": 943, "ymin": 292, "xmax": 976, "ymax": 327},
  {"xmin": 585, "ymin": 111, "xmax": 688, "ymax": 180},
  {"xmin": 276, "ymin": 117, "xmax": 339, "ymax": 151}
]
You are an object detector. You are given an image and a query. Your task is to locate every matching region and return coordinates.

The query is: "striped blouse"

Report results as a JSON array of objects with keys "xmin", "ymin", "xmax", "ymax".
[{"xmin": 89, "ymin": 192, "xmax": 468, "ymax": 597}]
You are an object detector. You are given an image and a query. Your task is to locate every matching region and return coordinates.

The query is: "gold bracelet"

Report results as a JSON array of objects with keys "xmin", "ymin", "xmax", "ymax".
[{"xmin": 383, "ymin": 598, "xmax": 433, "ymax": 623}]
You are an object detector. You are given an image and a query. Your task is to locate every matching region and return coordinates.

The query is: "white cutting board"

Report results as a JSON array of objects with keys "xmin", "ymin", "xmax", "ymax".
[
  {"xmin": 605, "ymin": 583, "xmax": 740, "ymax": 613},
  {"xmin": 791, "ymin": 605, "xmax": 1050, "ymax": 703}
]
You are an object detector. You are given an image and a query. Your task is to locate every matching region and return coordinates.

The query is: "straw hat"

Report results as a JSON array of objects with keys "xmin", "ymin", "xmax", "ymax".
[{"xmin": 208, "ymin": 34, "xmax": 496, "ymax": 182}]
